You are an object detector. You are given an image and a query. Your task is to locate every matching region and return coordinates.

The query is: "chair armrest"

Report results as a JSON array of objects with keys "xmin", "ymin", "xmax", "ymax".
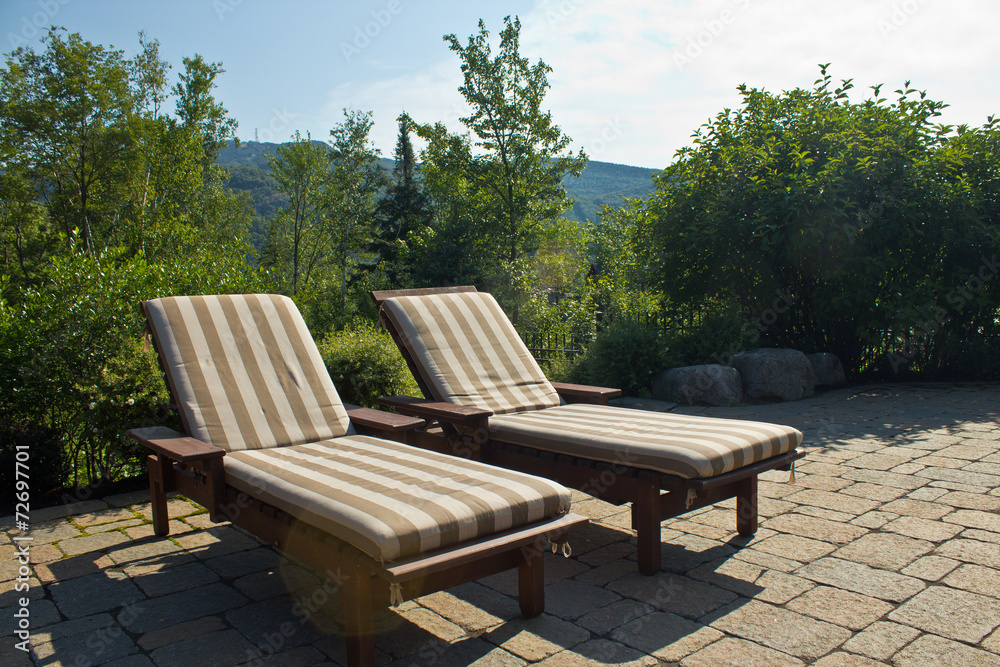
[
  {"xmin": 344, "ymin": 404, "xmax": 426, "ymax": 433},
  {"xmin": 126, "ymin": 426, "xmax": 225, "ymax": 463},
  {"xmin": 551, "ymin": 381, "xmax": 623, "ymax": 404},
  {"xmin": 377, "ymin": 395, "xmax": 492, "ymax": 428}
]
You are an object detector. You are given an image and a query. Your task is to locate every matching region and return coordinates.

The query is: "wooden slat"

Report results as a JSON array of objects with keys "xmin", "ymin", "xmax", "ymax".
[
  {"xmin": 377, "ymin": 395, "xmax": 492, "ymax": 425},
  {"xmin": 551, "ymin": 381, "xmax": 623, "ymax": 402},
  {"xmin": 383, "ymin": 513, "xmax": 588, "ymax": 582},
  {"xmin": 126, "ymin": 426, "xmax": 225, "ymax": 462},
  {"xmin": 344, "ymin": 404, "xmax": 426, "ymax": 433}
]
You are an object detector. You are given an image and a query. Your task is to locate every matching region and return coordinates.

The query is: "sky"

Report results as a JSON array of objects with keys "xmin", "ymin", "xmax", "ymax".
[{"xmin": 2, "ymin": 0, "xmax": 999, "ymax": 170}]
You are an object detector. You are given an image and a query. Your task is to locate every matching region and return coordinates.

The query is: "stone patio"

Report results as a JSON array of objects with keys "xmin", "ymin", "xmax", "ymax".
[{"xmin": 3, "ymin": 382, "xmax": 1000, "ymax": 666}]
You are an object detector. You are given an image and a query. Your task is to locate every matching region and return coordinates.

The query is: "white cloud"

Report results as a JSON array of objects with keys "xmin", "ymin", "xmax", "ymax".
[{"xmin": 320, "ymin": 0, "xmax": 1000, "ymax": 168}]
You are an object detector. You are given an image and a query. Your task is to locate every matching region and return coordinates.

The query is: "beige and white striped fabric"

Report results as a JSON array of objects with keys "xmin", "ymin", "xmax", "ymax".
[
  {"xmin": 144, "ymin": 294, "xmax": 353, "ymax": 451},
  {"xmin": 380, "ymin": 292, "xmax": 562, "ymax": 414},
  {"xmin": 225, "ymin": 434, "xmax": 571, "ymax": 562},
  {"xmin": 489, "ymin": 403, "xmax": 803, "ymax": 479}
]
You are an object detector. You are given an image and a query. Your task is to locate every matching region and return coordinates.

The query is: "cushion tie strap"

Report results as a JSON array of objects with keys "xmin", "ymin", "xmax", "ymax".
[
  {"xmin": 549, "ymin": 540, "xmax": 573, "ymax": 558},
  {"xmin": 788, "ymin": 460, "xmax": 796, "ymax": 484},
  {"xmin": 389, "ymin": 583, "xmax": 404, "ymax": 608},
  {"xmin": 685, "ymin": 488, "xmax": 698, "ymax": 510}
]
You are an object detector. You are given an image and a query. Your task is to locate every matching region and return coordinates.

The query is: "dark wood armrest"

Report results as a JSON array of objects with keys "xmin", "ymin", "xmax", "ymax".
[
  {"xmin": 126, "ymin": 426, "xmax": 226, "ymax": 463},
  {"xmin": 551, "ymin": 381, "xmax": 623, "ymax": 404},
  {"xmin": 377, "ymin": 395, "xmax": 492, "ymax": 427},
  {"xmin": 344, "ymin": 404, "xmax": 426, "ymax": 433}
]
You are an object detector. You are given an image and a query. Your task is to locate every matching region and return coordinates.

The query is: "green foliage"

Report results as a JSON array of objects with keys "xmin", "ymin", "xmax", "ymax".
[
  {"xmin": 0, "ymin": 420, "xmax": 67, "ymax": 502},
  {"xmin": 643, "ymin": 65, "xmax": 1000, "ymax": 376},
  {"xmin": 661, "ymin": 311, "xmax": 751, "ymax": 369},
  {"xmin": 315, "ymin": 322, "xmax": 420, "ymax": 408},
  {"xmin": 403, "ymin": 16, "xmax": 586, "ymax": 299},
  {"xmin": 572, "ymin": 319, "xmax": 667, "ymax": 397},
  {"xmin": 262, "ymin": 111, "xmax": 385, "ymax": 322},
  {"xmin": 0, "ymin": 250, "xmax": 171, "ymax": 485}
]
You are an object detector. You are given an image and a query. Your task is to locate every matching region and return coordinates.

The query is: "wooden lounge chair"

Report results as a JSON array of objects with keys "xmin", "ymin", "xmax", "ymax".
[
  {"xmin": 125, "ymin": 294, "xmax": 586, "ymax": 667},
  {"xmin": 371, "ymin": 286, "xmax": 805, "ymax": 575}
]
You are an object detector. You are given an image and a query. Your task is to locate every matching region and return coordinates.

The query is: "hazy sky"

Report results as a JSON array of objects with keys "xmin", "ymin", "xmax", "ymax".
[{"xmin": 3, "ymin": 0, "xmax": 998, "ymax": 169}]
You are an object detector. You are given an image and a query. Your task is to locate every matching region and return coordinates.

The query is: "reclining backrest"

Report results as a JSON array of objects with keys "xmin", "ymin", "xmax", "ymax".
[
  {"xmin": 380, "ymin": 291, "xmax": 562, "ymax": 414},
  {"xmin": 144, "ymin": 294, "xmax": 353, "ymax": 451}
]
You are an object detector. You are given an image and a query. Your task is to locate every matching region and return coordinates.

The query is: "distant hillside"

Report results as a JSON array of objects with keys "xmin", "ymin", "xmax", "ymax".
[{"xmin": 218, "ymin": 141, "xmax": 657, "ymax": 224}]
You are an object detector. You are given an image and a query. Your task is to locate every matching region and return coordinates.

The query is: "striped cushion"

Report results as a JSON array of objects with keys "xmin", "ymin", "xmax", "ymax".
[
  {"xmin": 489, "ymin": 404, "xmax": 803, "ymax": 479},
  {"xmin": 381, "ymin": 292, "xmax": 562, "ymax": 414},
  {"xmin": 145, "ymin": 294, "xmax": 353, "ymax": 451},
  {"xmin": 224, "ymin": 434, "xmax": 571, "ymax": 562}
]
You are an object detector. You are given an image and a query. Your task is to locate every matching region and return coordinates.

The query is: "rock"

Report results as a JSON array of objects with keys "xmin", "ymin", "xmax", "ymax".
[
  {"xmin": 652, "ymin": 364, "xmax": 743, "ymax": 406},
  {"xmin": 808, "ymin": 352, "xmax": 847, "ymax": 387},
  {"xmin": 729, "ymin": 348, "xmax": 814, "ymax": 401}
]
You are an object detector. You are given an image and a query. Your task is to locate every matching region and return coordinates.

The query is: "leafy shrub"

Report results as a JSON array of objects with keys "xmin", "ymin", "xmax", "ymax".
[
  {"xmin": 572, "ymin": 319, "xmax": 667, "ymax": 397},
  {"xmin": 642, "ymin": 65, "xmax": 1000, "ymax": 376},
  {"xmin": 661, "ymin": 311, "xmax": 752, "ymax": 369},
  {"xmin": 316, "ymin": 321, "xmax": 421, "ymax": 407},
  {"xmin": 0, "ymin": 420, "xmax": 67, "ymax": 504}
]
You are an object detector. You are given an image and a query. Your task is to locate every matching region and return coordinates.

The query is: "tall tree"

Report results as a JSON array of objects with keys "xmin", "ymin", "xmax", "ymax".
[
  {"xmin": 1, "ymin": 30, "xmax": 137, "ymax": 253},
  {"xmin": 172, "ymin": 55, "xmax": 238, "ymax": 167},
  {"xmin": 262, "ymin": 131, "xmax": 332, "ymax": 295},
  {"xmin": 375, "ymin": 116, "xmax": 432, "ymax": 283},
  {"xmin": 407, "ymin": 16, "xmax": 586, "ymax": 271},
  {"xmin": 327, "ymin": 109, "xmax": 385, "ymax": 309}
]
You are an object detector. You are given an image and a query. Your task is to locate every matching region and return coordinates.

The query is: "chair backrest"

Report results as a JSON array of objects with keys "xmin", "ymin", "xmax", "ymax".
[
  {"xmin": 379, "ymin": 290, "xmax": 562, "ymax": 415},
  {"xmin": 144, "ymin": 294, "xmax": 353, "ymax": 451}
]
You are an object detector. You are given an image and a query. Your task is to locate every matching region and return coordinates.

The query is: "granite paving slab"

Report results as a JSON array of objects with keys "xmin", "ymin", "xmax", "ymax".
[{"xmin": 2, "ymin": 382, "xmax": 999, "ymax": 665}]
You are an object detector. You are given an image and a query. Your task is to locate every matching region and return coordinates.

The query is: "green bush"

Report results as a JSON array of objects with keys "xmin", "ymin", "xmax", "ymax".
[
  {"xmin": 316, "ymin": 321, "xmax": 421, "ymax": 407},
  {"xmin": 642, "ymin": 66, "xmax": 1000, "ymax": 376},
  {"xmin": 572, "ymin": 319, "xmax": 667, "ymax": 397},
  {"xmin": 0, "ymin": 420, "xmax": 67, "ymax": 504},
  {"xmin": 661, "ymin": 311, "xmax": 753, "ymax": 369}
]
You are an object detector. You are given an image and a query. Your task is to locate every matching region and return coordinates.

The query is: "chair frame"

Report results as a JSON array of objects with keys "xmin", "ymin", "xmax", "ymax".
[
  {"xmin": 372, "ymin": 286, "xmax": 804, "ymax": 576},
  {"xmin": 127, "ymin": 299, "xmax": 586, "ymax": 667}
]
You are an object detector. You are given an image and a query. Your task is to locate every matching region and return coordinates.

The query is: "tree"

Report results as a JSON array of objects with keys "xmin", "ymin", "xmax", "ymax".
[
  {"xmin": 327, "ymin": 109, "xmax": 384, "ymax": 311},
  {"xmin": 262, "ymin": 131, "xmax": 333, "ymax": 295},
  {"xmin": 405, "ymin": 16, "xmax": 586, "ymax": 301},
  {"xmin": 375, "ymin": 117, "xmax": 432, "ymax": 283},
  {"xmin": 642, "ymin": 65, "xmax": 1000, "ymax": 375},
  {"xmin": 173, "ymin": 55, "xmax": 239, "ymax": 168},
  {"xmin": 1, "ymin": 30, "xmax": 137, "ymax": 253}
]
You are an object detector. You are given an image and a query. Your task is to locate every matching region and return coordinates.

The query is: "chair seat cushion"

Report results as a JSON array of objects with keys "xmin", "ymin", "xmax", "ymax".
[
  {"xmin": 224, "ymin": 435, "xmax": 571, "ymax": 562},
  {"xmin": 489, "ymin": 404, "xmax": 803, "ymax": 479}
]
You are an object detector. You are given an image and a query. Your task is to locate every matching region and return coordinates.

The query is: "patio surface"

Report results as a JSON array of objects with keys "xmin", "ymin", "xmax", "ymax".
[{"xmin": 3, "ymin": 382, "xmax": 1000, "ymax": 666}]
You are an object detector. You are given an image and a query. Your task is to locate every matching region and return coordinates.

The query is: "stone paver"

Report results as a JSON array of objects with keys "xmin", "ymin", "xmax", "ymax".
[{"xmin": 6, "ymin": 382, "xmax": 1000, "ymax": 666}]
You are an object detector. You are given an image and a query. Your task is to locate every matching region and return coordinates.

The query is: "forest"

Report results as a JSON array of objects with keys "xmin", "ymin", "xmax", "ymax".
[{"xmin": 2, "ymin": 18, "xmax": 999, "ymax": 498}]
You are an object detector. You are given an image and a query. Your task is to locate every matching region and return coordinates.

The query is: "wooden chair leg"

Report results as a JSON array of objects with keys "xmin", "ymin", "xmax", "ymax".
[
  {"xmin": 147, "ymin": 454, "xmax": 170, "ymax": 537},
  {"xmin": 518, "ymin": 543, "xmax": 545, "ymax": 618},
  {"xmin": 341, "ymin": 563, "xmax": 375, "ymax": 667},
  {"xmin": 633, "ymin": 483, "xmax": 662, "ymax": 575},
  {"xmin": 736, "ymin": 475, "xmax": 758, "ymax": 536}
]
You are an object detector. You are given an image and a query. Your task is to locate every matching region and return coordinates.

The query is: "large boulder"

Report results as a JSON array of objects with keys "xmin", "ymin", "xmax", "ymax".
[
  {"xmin": 652, "ymin": 364, "xmax": 743, "ymax": 406},
  {"xmin": 808, "ymin": 352, "xmax": 847, "ymax": 387},
  {"xmin": 729, "ymin": 348, "xmax": 815, "ymax": 402}
]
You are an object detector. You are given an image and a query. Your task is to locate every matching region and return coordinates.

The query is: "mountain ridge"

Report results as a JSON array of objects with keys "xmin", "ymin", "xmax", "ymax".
[{"xmin": 218, "ymin": 141, "xmax": 659, "ymax": 224}]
